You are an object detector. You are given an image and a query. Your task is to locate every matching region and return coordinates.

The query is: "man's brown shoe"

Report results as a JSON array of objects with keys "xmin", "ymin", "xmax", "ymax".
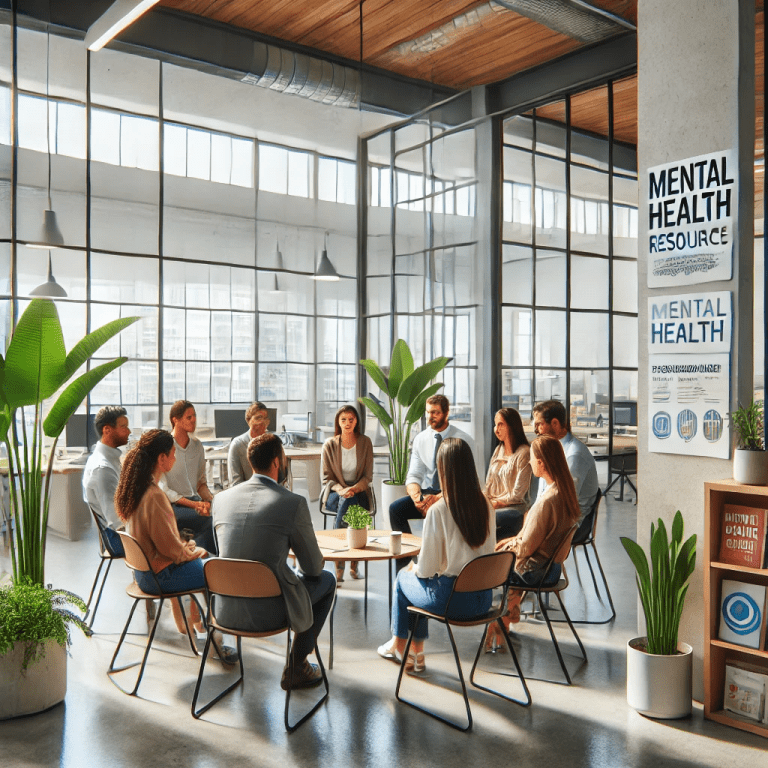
[{"xmin": 281, "ymin": 660, "xmax": 323, "ymax": 691}]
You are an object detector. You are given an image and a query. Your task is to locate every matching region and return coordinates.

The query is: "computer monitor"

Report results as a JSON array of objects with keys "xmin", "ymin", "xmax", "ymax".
[
  {"xmin": 613, "ymin": 401, "xmax": 637, "ymax": 427},
  {"xmin": 65, "ymin": 413, "xmax": 97, "ymax": 458},
  {"xmin": 214, "ymin": 407, "xmax": 278, "ymax": 439}
]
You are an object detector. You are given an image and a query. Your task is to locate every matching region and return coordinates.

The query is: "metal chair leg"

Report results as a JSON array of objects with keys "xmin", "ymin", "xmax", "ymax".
[
  {"xmin": 191, "ymin": 633, "xmax": 244, "ymax": 718},
  {"xmin": 285, "ymin": 632, "xmax": 330, "ymax": 732},
  {"xmin": 86, "ymin": 558, "xmax": 113, "ymax": 629},
  {"xmin": 470, "ymin": 619, "xmax": 531, "ymax": 708},
  {"xmin": 538, "ymin": 594, "xmax": 573, "ymax": 685}
]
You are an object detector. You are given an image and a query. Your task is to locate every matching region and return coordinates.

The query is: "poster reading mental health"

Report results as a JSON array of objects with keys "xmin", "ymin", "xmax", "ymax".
[
  {"xmin": 648, "ymin": 353, "xmax": 730, "ymax": 458},
  {"xmin": 647, "ymin": 149, "xmax": 736, "ymax": 288}
]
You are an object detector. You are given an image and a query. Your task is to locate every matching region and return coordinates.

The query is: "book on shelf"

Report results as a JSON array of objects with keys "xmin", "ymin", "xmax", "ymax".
[
  {"xmin": 718, "ymin": 504, "xmax": 768, "ymax": 569},
  {"xmin": 719, "ymin": 580, "xmax": 768, "ymax": 650},
  {"xmin": 724, "ymin": 660, "xmax": 768, "ymax": 723}
]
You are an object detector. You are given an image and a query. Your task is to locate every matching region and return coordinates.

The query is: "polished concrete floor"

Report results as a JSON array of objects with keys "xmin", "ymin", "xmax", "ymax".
[{"xmin": 2, "ymin": 468, "xmax": 766, "ymax": 767}]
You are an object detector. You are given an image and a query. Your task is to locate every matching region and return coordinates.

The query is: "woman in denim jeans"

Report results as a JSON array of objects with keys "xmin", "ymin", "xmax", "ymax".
[{"xmin": 376, "ymin": 437, "xmax": 495, "ymax": 675}]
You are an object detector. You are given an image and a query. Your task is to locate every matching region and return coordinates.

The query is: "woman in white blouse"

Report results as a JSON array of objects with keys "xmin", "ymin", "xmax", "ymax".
[
  {"xmin": 377, "ymin": 437, "xmax": 495, "ymax": 674},
  {"xmin": 320, "ymin": 405, "xmax": 373, "ymax": 582},
  {"xmin": 484, "ymin": 407, "xmax": 532, "ymax": 541}
]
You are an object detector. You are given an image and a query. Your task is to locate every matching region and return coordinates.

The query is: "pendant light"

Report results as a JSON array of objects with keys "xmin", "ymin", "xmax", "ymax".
[{"xmin": 313, "ymin": 231, "xmax": 340, "ymax": 281}]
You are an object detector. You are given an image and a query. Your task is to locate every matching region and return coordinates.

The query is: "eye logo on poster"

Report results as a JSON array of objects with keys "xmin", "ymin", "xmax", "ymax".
[
  {"xmin": 652, "ymin": 412, "xmax": 671, "ymax": 439},
  {"xmin": 677, "ymin": 409, "xmax": 697, "ymax": 442},
  {"xmin": 703, "ymin": 409, "xmax": 723, "ymax": 442}
]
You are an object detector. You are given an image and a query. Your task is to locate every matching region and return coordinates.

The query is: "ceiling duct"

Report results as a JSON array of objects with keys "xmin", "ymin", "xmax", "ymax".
[{"xmin": 241, "ymin": 43, "xmax": 360, "ymax": 108}]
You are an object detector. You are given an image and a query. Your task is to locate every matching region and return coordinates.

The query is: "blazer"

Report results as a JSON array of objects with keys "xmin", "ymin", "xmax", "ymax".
[
  {"xmin": 320, "ymin": 434, "xmax": 374, "ymax": 509},
  {"xmin": 212, "ymin": 474, "xmax": 324, "ymax": 634}
]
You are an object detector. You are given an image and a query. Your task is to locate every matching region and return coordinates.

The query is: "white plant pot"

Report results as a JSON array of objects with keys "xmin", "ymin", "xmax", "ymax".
[
  {"xmin": 380, "ymin": 481, "xmax": 407, "ymax": 529},
  {"xmin": 0, "ymin": 639, "xmax": 67, "ymax": 720},
  {"xmin": 346, "ymin": 527, "xmax": 368, "ymax": 550},
  {"xmin": 733, "ymin": 449, "xmax": 768, "ymax": 485},
  {"xmin": 626, "ymin": 637, "xmax": 692, "ymax": 719}
]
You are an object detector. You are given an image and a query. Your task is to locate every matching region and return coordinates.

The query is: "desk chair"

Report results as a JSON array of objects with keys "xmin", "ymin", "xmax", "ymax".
[
  {"xmin": 395, "ymin": 551, "xmax": 531, "ymax": 731},
  {"xmin": 604, "ymin": 451, "xmax": 637, "ymax": 502},
  {"xmin": 512, "ymin": 524, "xmax": 587, "ymax": 685},
  {"xmin": 191, "ymin": 558, "xmax": 329, "ymax": 732},
  {"xmin": 562, "ymin": 489, "xmax": 616, "ymax": 624},
  {"xmin": 108, "ymin": 532, "xmax": 207, "ymax": 696},
  {"xmin": 319, "ymin": 483, "xmax": 377, "ymax": 530},
  {"xmin": 84, "ymin": 506, "xmax": 124, "ymax": 630}
]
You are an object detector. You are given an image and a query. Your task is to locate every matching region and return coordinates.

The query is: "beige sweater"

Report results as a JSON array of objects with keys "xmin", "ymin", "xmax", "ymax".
[
  {"xmin": 127, "ymin": 482, "xmax": 202, "ymax": 573},
  {"xmin": 505, "ymin": 485, "xmax": 575, "ymax": 574},
  {"xmin": 321, "ymin": 434, "xmax": 374, "ymax": 508},
  {"xmin": 484, "ymin": 443, "xmax": 532, "ymax": 508}
]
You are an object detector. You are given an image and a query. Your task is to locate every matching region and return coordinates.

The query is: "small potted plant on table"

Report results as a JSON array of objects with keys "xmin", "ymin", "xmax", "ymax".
[
  {"xmin": 343, "ymin": 504, "xmax": 373, "ymax": 550},
  {"xmin": 731, "ymin": 400, "xmax": 767, "ymax": 485},
  {"xmin": 621, "ymin": 510, "xmax": 696, "ymax": 719}
]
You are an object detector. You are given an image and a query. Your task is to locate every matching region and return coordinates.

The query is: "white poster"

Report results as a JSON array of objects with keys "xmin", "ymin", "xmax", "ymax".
[
  {"xmin": 648, "ymin": 291, "xmax": 732, "ymax": 354},
  {"xmin": 648, "ymin": 353, "xmax": 730, "ymax": 458},
  {"xmin": 647, "ymin": 149, "xmax": 736, "ymax": 287}
]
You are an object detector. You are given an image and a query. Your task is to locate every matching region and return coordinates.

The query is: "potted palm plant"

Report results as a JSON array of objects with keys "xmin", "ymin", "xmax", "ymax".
[
  {"xmin": 359, "ymin": 339, "xmax": 451, "ymax": 516},
  {"xmin": 731, "ymin": 400, "xmax": 767, "ymax": 485},
  {"xmin": 620, "ymin": 510, "xmax": 697, "ymax": 719},
  {"xmin": 343, "ymin": 504, "xmax": 373, "ymax": 549},
  {"xmin": 0, "ymin": 298, "xmax": 137, "ymax": 719}
]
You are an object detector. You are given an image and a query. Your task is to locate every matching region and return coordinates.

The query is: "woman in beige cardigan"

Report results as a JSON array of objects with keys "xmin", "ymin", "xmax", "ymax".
[{"xmin": 321, "ymin": 405, "xmax": 373, "ymax": 582}]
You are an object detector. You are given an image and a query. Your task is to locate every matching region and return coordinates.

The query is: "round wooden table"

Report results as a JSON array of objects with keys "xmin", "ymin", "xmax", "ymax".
[{"xmin": 314, "ymin": 529, "xmax": 421, "ymax": 668}]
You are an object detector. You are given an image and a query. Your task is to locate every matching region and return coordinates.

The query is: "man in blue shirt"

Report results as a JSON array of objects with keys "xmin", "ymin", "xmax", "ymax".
[
  {"xmin": 532, "ymin": 399, "xmax": 598, "ymax": 522},
  {"xmin": 388, "ymin": 395, "xmax": 476, "ymax": 571}
]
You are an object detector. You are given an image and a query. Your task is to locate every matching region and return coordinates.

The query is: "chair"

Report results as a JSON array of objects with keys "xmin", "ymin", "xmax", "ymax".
[
  {"xmin": 604, "ymin": 450, "xmax": 637, "ymax": 502},
  {"xmin": 84, "ymin": 505, "xmax": 124, "ymax": 630},
  {"xmin": 395, "ymin": 551, "xmax": 531, "ymax": 731},
  {"xmin": 511, "ymin": 524, "xmax": 587, "ymax": 685},
  {"xmin": 319, "ymin": 483, "xmax": 377, "ymax": 530},
  {"xmin": 107, "ymin": 531, "xmax": 207, "ymax": 696},
  {"xmin": 562, "ymin": 489, "xmax": 616, "ymax": 624},
  {"xmin": 191, "ymin": 558, "xmax": 329, "ymax": 732}
]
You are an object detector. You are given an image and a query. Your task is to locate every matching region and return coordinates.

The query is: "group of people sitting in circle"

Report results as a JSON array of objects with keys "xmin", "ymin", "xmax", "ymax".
[{"xmin": 82, "ymin": 392, "xmax": 597, "ymax": 686}]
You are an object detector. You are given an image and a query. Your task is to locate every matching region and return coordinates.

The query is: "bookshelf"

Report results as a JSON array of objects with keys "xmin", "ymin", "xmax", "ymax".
[{"xmin": 705, "ymin": 479, "xmax": 768, "ymax": 738}]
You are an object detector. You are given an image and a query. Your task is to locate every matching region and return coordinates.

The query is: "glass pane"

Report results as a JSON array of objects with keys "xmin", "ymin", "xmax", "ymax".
[
  {"xmin": 318, "ymin": 157, "xmax": 336, "ymax": 202},
  {"xmin": 570, "ymin": 312, "xmax": 609, "ymax": 368},
  {"xmin": 571, "ymin": 256, "xmax": 609, "ymax": 310},
  {"xmin": 535, "ymin": 368, "xmax": 566, "ymax": 403},
  {"xmin": 501, "ymin": 368, "xmax": 534, "ymax": 420},
  {"xmin": 164, "ymin": 124, "xmax": 187, "ymax": 177},
  {"xmin": 501, "ymin": 307, "xmax": 532, "ymax": 367},
  {"xmin": 186, "ymin": 362, "xmax": 211, "ymax": 403},
  {"xmin": 570, "ymin": 370, "xmax": 609, "ymax": 421},
  {"xmin": 121, "ymin": 115, "xmax": 159, "ymax": 171},
  {"xmin": 502, "ymin": 245, "xmax": 533, "ymax": 305},
  {"xmin": 259, "ymin": 145, "xmax": 288, "ymax": 194},
  {"xmin": 613, "ymin": 259, "xmax": 638, "ymax": 313},
  {"xmin": 210, "ymin": 133, "xmax": 232, "ymax": 185},
  {"xmin": 613, "ymin": 315, "xmax": 638, "ymax": 368},
  {"xmin": 535, "ymin": 250, "xmax": 566, "ymax": 307},
  {"xmin": 186, "ymin": 310, "xmax": 210, "ymax": 360},
  {"xmin": 187, "ymin": 128, "xmax": 211, "ymax": 180},
  {"xmin": 613, "ymin": 369, "xmax": 638, "ymax": 402},
  {"xmin": 571, "ymin": 165, "xmax": 609, "ymax": 255},
  {"xmin": 287, "ymin": 150, "xmax": 310, "ymax": 197},
  {"xmin": 535, "ymin": 310, "xmax": 566, "ymax": 368},
  {"xmin": 535, "ymin": 156, "xmax": 567, "ymax": 249},
  {"xmin": 91, "ymin": 254, "xmax": 158, "ymax": 304}
]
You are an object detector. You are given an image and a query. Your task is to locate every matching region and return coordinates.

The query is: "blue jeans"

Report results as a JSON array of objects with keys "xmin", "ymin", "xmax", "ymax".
[
  {"xmin": 134, "ymin": 558, "xmax": 205, "ymax": 595},
  {"xmin": 172, "ymin": 495, "xmax": 216, "ymax": 554},
  {"xmin": 509, "ymin": 562, "xmax": 562, "ymax": 589},
  {"xmin": 495, "ymin": 506, "xmax": 525, "ymax": 541},
  {"xmin": 101, "ymin": 526, "xmax": 125, "ymax": 557},
  {"xmin": 392, "ymin": 570, "xmax": 492, "ymax": 640},
  {"xmin": 326, "ymin": 491, "xmax": 370, "ymax": 529}
]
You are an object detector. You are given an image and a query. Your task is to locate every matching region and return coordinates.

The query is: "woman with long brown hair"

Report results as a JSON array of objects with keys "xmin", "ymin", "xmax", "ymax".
[
  {"xmin": 484, "ymin": 407, "xmax": 532, "ymax": 539},
  {"xmin": 377, "ymin": 437, "xmax": 495, "ymax": 674},
  {"xmin": 321, "ymin": 404, "xmax": 373, "ymax": 582},
  {"xmin": 487, "ymin": 434, "xmax": 580, "ymax": 648}
]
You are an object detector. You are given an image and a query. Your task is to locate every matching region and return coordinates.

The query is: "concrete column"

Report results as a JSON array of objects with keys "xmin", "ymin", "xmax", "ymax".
[{"xmin": 637, "ymin": 1, "xmax": 755, "ymax": 700}]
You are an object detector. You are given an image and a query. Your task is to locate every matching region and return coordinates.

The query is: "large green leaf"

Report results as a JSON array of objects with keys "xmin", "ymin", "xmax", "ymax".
[
  {"xmin": 359, "ymin": 359, "xmax": 389, "ymax": 396},
  {"xmin": 671, "ymin": 509, "xmax": 684, "ymax": 547},
  {"xmin": 404, "ymin": 382, "xmax": 444, "ymax": 425},
  {"xmin": 43, "ymin": 359, "xmax": 128, "ymax": 438},
  {"xmin": 388, "ymin": 339, "xmax": 412, "ymax": 399},
  {"xmin": 620, "ymin": 537, "xmax": 650, "ymax": 592},
  {"xmin": 63, "ymin": 316, "xmax": 140, "ymax": 382},
  {"xmin": 396, "ymin": 356, "xmax": 452, "ymax": 407},
  {"xmin": 4, "ymin": 299, "xmax": 67, "ymax": 408},
  {"xmin": 358, "ymin": 396, "xmax": 393, "ymax": 428}
]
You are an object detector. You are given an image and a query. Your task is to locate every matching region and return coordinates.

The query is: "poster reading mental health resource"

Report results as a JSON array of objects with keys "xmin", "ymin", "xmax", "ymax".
[
  {"xmin": 649, "ymin": 353, "xmax": 730, "ymax": 458},
  {"xmin": 647, "ymin": 149, "xmax": 736, "ymax": 288}
]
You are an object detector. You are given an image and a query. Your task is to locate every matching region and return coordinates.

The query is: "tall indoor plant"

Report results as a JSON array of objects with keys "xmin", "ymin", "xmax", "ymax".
[
  {"xmin": 0, "ymin": 298, "xmax": 137, "ymax": 719},
  {"xmin": 730, "ymin": 400, "xmax": 767, "ymax": 485},
  {"xmin": 620, "ymin": 510, "xmax": 697, "ymax": 718},
  {"xmin": 359, "ymin": 339, "xmax": 451, "ymax": 486}
]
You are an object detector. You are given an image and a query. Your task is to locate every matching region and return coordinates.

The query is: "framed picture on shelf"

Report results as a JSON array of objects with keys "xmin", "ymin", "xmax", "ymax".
[
  {"xmin": 718, "ymin": 505, "xmax": 768, "ymax": 569},
  {"xmin": 719, "ymin": 580, "xmax": 768, "ymax": 650}
]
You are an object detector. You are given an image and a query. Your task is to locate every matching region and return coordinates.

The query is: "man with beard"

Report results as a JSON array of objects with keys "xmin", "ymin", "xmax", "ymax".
[
  {"xmin": 212, "ymin": 433, "xmax": 336, "ymax": 689},
  {"xmin": 388, "ymin": 395, "xmax": 476, "ymax": 572},
  {"xmin": 227, "ymin": 401, "xmax": 271, "ymax": 486}
]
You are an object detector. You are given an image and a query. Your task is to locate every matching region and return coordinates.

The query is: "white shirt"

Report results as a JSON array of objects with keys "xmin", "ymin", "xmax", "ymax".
[
  {"xmin": 82, "ymin": 441, "xmax": 122, "ymax": 529},
  {"xmin": 405, "ymin": 423, "xmax": 476, "ymax": 489},
  {"xmin": 341, "ymin": 444, "xmax": 357, "ymax": 485},
  {"xmin": 416, "ymin": 497, "xmax": 495, "ymax": 579},
  {"xmin": 160, "ymin": 435, "xmax": 208, "ymax": 503}
]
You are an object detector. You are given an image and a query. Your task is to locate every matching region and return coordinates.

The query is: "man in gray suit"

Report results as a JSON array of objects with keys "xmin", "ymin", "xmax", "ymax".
[{"xmin": 212, "ymin": 433, "xmax": 336, "ymax": 690}]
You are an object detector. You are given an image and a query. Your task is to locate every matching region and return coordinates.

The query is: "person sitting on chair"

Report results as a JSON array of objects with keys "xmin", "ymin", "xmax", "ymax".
[
  {"xmin": 377, "ymin": 438, "xmax": 495, "ymax": 675},
  {"xmin": 484, "ymin": 407, "xmax": 532, "ymax": 542},
  {"xmin": 227, "ymin": 401, "xmax": 271, "ymax": 487},
  {"xmin": 321, "ymin": 404, "xmax": 373, "ymax": 583},
  {"xmin": 213, "ymin": 433, "xmax": 336, "ymax": 690},
  {"xmin": 388, "ymin": 394, "xmax": 476, "ymax": 572},
  {"xmin": 82, "ymin": 406, "xmax": 131, "ymax": 557},
  {"xmin": 159, "ymin": 400, "xmax": 216, "ymax": 554},
  {"xmin": 487, "ymin": 434, "xmax": 580, "ymax": 651}
]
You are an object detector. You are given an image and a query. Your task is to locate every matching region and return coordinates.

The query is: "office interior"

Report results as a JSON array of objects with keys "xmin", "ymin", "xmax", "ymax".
[{"xmin": 1, "ymin": 1, "xmax": 767, "ymax": 766}]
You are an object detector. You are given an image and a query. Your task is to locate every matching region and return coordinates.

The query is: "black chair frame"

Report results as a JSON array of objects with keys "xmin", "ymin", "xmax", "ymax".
[
  {"xmin": 509, "ymin": 524, "xmax": 587, "ymax": 685},
  {"xmin": 395, "ymin": 552, "xmax": 531, "ymax": 731},
  {"xmin": 191, "ymin": 558, "xmax": 329, "ymax": 733},
  {"xmin": 107, "ymin": 532, "xmax": 211, "ymax": 696},
  {"xmin": 604, "ymin": 451, "xmax": 637, "ymax": 502},
  {"xmin": 85, "ymin": 506, "xmax": 124, "ymax": 630}
]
